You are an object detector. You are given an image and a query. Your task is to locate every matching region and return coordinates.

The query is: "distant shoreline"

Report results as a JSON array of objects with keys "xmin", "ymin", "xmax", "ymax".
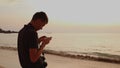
[
  {"xmin": 0, "ymin": 32, "xmax": 18, "ymax": 34},
  {"xmin": 0, "ymin": 28, "xmax": 18, "ymax": 34}
]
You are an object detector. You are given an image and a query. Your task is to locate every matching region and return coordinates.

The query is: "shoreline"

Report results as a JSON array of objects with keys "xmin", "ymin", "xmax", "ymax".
[
  {"xmin": 44, "ymin": 50, "xmax": 120, "ymax": 64},
  {"xmin": 0, "ymin": 48, "xmax": 120, "ymax": 68},
  {"xmin": 0, "ymin": 46, "xmax": 120, "ymax": 64}
]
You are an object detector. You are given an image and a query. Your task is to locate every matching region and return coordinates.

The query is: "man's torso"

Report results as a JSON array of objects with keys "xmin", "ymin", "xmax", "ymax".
[{"xmin": 17, "ymin": 23, "xmax": 40, "ymax": 68}]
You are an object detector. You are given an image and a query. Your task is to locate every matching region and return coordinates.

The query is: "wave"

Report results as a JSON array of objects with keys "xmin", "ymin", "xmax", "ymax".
[
  {"xmin": 0, "ymin": 46, "xmax": 120, "ymax": 64},
  {"xmin": 44, "ymin": 50, "xmax": 120, "ymax": 64}
]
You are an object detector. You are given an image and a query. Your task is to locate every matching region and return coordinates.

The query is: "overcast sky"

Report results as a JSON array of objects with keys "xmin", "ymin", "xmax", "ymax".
[{"xmin": 0, "ymin": 0, "xmax": 120, "ymax": 33}]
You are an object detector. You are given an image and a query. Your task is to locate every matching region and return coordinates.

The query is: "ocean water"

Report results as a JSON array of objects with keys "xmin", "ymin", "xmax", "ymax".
[{"xmin": 0, "ymin": 33, "xmax": 120, "ymax": 62}]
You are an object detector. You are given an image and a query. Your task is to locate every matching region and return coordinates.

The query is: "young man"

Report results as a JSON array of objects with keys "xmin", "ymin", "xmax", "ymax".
[{"xmin": 17, "ymin": 12, "xmax": 52, "ymax": 68}]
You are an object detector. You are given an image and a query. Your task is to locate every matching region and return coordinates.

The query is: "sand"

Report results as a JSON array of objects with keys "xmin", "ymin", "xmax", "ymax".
[{"xmin": 0, "ymin": 49, "xmax": 120, "ymax": 68}]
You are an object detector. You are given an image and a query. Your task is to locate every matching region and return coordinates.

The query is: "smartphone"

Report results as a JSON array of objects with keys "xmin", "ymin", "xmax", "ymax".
[
  {"xmin": 47, "ymin": 37, "xmax": 52, "ymax": 40},
  {"xmin": 44, "ymin": 37, "xmax": 52, "ymax": 41}
]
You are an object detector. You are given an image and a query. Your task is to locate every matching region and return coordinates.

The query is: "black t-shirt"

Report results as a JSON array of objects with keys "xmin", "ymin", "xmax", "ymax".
[{"xmin": 17, "ymin": 23, "xmax": 40, "ymax": 68}]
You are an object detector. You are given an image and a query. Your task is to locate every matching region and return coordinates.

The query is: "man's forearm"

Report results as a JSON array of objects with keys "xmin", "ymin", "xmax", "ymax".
[
  {"xmin": 29, "ymin": 44, "xmax": 46, "ymax": 63},
  {"xmin": 38, "ymin": 44, "xmax": 45, "ymax": 54}
]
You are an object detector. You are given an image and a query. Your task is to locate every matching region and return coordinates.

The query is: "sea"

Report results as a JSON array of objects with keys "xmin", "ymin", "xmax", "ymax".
[{"xmin": 0, "ymin": 33, "xmax": 120, "ymax": 63}]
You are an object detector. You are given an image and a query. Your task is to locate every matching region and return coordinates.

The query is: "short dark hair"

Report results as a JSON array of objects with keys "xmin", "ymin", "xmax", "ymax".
[{"xmin": 32, "ymin": 11, "xmax": 48, "ymax": 23}]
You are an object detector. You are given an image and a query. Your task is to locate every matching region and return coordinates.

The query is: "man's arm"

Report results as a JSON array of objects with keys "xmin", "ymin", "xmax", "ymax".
[
  {"xmin": 38, "ymin": 36, "xmax": 46, "ymax": 44},
  {"xmin": 29, "ymin": 44, "xmax": 46, "ymax": 63},
  {"xmin": 29, "ymin": 37, "xmax": 51, "ymax": 63}
]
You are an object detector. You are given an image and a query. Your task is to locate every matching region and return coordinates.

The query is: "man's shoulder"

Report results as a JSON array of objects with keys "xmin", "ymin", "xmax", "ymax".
[{"xmin": 20, "ymin": 25, "xmax": 35, "ymax": 33}]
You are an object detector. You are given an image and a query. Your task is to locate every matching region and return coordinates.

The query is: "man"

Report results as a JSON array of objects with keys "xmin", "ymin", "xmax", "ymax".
[{"xmin": 17, "ymin": 12, "xmax": 52, "ymax": 68}]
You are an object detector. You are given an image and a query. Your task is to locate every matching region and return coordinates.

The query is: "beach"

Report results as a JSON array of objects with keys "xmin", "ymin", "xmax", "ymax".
[{"xmin": 0, "ymin": 48, "xmax": 120, "ymax": 68}]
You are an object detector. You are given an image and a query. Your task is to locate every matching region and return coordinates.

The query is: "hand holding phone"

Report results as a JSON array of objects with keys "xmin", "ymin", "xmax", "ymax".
[{"xmin": 42, "ymin": 37, "xmax": 52, "ymax": 45}]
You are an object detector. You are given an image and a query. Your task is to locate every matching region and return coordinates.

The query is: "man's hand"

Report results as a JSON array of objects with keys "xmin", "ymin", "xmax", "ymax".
[
  {"xmin": 40, "ymin": 37, "xmax": 52, "ymax": 49},
  {"xmin": 41, "ymin": 37, "xmax": 52, "ymax": 45},
  {"xmin": 38, "ymin": 36, "xmax": 47, "ymax": 44}
]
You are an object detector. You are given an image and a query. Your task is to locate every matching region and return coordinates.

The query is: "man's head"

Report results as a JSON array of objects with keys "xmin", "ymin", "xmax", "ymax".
[{"xmin": 31, "ymin": 12, "xmax": 48, "ymax": 31}]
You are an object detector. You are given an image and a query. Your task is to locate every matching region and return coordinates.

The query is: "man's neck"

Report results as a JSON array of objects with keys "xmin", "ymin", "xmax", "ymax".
[{"xmin": 30, "ymin": 22, "xmax": 37, "ymax": 31}]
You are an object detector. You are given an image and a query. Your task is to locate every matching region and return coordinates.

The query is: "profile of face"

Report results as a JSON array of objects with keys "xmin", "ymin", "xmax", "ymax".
[{"xmin": 34, "ymin": 19, "xmax": 47, "ymax": 31}]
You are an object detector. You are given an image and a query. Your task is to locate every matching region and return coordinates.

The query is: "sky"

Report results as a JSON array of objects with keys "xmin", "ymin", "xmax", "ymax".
[{"xmin": 0, "ymin": 0, "xmax": 120, "ymax": 33}]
